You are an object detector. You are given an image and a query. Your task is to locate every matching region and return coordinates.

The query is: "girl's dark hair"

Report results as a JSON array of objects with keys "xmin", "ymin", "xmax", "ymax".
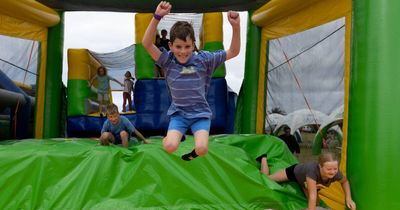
[
  {"xmin": 125, "ymin": 71, "xmax": 132, "ymax": 78},
  {"xmin": 169, "ymin": 21, "xmax": 196, "ymax": 43},
  {"xmin": 97, "ymin": 66, "xmax": 107, "ymax": 75}
]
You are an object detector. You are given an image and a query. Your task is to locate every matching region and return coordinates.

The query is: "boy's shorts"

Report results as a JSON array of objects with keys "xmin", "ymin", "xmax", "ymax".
[
  {"xmin": 168, "ymin": 115, "xmax": 211, "ymax": 135},
  {"xmin": 113, "ymin": 134, "xmax": 123, "ymax": 144},
  {"xmin": 110, "ymin": 131, "xmax": 132, "ymax": 144}
]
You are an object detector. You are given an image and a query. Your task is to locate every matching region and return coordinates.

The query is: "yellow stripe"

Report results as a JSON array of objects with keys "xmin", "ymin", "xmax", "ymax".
[
  {"xmin": 0, "ymin": 0, "xmax": 59, "ymax": 27},
  {"xmin": 256, "ymin": 29, "xmax": 268, "ymax": 134},
  {"xmin": 35, "ymin": 39, "xmax": 48, "ymax": 138},
  {"xmin": 0, "ymin": 13, "xmax": 47, "ymax": 41},
  {"xmin": 203, "ymin": 13, "xmax": 223, "ymax": 43},
  {"xmin": 135, "ymin": 13, "xmax": 153, "ymax": 44},
  {"xmin": 340, "ymin": 12, "xmax": 352, "ymax": 176},
  {"xmin": 68, "ymin": 49, "xmax": 101, "ymax": 80},
  {"xmin": 252, "ymin": 0, "xmax": 350, "ymax": 39}
]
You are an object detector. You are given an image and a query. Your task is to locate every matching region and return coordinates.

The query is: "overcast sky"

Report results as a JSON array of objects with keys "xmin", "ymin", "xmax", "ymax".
[{"xmin": 63, "ymin": 12, "xmax": 248, "ymax": 110}]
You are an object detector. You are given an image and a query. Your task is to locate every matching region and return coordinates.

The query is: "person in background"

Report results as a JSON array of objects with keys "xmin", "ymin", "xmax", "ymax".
[
  {"xmin": 122, "ymin": 71, "xmax": 134, "ymax": 112},
  {"xmin": 160, "ymin": 29, "xmax": 170, "ymax": 51},
  {"xmin": 100, "ymin": 104, "xmax": 150, "ymax": 148},
  {"xmin": 155, "ymin": 33, "xmax": 162, "ymax": 49},
  {"xmin": 89, "ymin": 66, "xmax": 123, "ymax": 117},
  {"xmin": 278, "ymin": 126, "xmax": 300, "ymax": 154}
]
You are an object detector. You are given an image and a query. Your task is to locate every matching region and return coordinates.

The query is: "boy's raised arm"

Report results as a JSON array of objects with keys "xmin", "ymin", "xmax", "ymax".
[
  {"xmin": 142, "ymin": 1, "xmax": 172, "ymax": 61},
  {"xmin": 225, "ymin": 11, "xmax": 241, "ymax": 61}
]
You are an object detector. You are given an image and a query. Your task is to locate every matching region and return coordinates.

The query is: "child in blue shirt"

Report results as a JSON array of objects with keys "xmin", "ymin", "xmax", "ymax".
[
  {"xmin": 100, "ymin": 104, "xmax": 149, "ymax": 148},
  {"xmin": 142, "ymin": 1, "xmax": 240, "ymax": 160}
]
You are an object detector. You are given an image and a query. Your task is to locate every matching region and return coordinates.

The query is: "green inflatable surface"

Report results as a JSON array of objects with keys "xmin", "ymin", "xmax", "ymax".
[{"xmin": 0, "ymin": 135, "xmax": 307, "ymax": 209}]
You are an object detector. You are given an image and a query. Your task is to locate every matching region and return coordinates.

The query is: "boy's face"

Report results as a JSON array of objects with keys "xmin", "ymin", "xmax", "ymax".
[
  {"xmin": 107, "ymin": 113, "xmax": 120, "ymax": 125},
  {"xmin": 169, "ymin": 36, "xmax": 195, "ymax": 64}
]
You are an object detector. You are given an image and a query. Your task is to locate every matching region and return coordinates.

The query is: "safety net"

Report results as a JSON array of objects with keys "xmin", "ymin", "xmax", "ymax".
[
  {"xmin": 0, "ymin": 34, "xmax": 39, "ymax": 86},
  {"xmin": 266, "ymin": 18, "xmax": 345, "ymax": 116}
]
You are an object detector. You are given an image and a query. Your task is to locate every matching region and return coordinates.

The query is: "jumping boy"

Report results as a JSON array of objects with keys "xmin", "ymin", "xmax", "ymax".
[{"xmin": 142, "ymin": 1, "xmax": 240, "ymax": 160}]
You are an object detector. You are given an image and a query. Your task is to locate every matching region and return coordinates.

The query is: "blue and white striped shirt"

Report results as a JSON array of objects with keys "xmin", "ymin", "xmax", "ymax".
[{"xmin": 156, "ymin": 49, "xmax": 226, "ymax": 119}]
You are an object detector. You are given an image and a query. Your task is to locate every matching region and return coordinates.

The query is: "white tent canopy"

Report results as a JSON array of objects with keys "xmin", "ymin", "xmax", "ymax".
[
  {"xmin": 273, "ymin": 109, "xmax": 328, "ymax": 135},
  {"xmin": 265, "ymin": 113, "xmax": 285, "ymax": 132},
  {"xmin": 329, "ymin": 104, "xmax": 344, "ymax": 119}
]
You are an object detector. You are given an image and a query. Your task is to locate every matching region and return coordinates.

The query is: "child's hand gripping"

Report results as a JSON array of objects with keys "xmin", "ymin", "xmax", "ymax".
[{"xmin": 155, "ymin": 1, "xmax": 172, "ymax": 17}]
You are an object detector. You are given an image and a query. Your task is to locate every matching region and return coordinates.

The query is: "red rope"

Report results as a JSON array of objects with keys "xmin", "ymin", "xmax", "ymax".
[
  {"xmin": 277, "ymin": 40, "xmax": 320, "ymax": 128},
  {"xmin": 12, "ymin": 100, "xmax": 20, "ymax": 138}
]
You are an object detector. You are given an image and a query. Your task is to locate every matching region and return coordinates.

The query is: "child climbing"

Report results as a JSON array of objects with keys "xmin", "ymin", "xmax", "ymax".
[{"xmin": 258, "ymin": 152, "xmax": 356, "ymax": 210}]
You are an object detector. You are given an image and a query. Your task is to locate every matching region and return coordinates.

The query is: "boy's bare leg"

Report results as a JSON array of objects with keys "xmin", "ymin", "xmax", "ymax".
[
  {"xmin": 99, "ymin": 132, "xmax": 114, "ymax": 146},
  {"xmin": 194, "ymin": 130, "xmax": 209, "ymax": 156},
  {"xmin": 163, "ymin": 130, "xmax": 182, "ymax": 153},
  {"xmin": 120, "ymin": 131, "xmax": 129, "ymax": 148},
  {"xmin": 98, "ymin": 94, "xmax": 104, "ymax": 115},
  {"xmin": 260, "ymin": 157, "xmax": 270, "ymax": 175},
  {"xmin": 182, "ymin": 130, "xmax": 209, "ymax": 161}
]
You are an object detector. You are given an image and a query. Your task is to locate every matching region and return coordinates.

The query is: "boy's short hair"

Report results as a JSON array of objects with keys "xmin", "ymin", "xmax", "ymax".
[
  {"xmin": 106, "ymin": 104, "xmax": 119, "ymax": 115},
  {"xmin": 169, "ymin": 21, "xmax": 195, "ymax": 43}
]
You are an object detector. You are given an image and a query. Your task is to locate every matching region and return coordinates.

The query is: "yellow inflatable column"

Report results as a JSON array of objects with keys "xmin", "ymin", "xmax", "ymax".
[
  {"xmin": 135, "ymin": 13, "xmax": 154, "ymax": 79},
  {"xmin": 203, "ymin": 12, "xmax": 225, "ymax": 77},
  {"xmin": 67, "ymin": 49, "xmax": 101, "ymax": 116}
]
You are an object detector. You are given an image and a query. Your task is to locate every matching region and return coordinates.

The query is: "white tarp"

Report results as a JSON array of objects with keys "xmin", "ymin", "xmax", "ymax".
[
  {"xmin": 90, "ymin": 44, "xmax": 135, "ymax": 91},
  {"xmin": 0, "ymin": 34, "xmax": 39, "ymax": 85},
  {"xmin": 157, "ymin": 13, "xmax": 203, "ymax": 49},
  {"xmin": 266, "ymin": 18, "xmax": 345, "ymax": 116}
]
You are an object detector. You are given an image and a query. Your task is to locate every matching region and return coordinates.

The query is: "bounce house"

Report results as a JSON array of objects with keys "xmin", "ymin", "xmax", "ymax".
[{"xmin": 1, "ymin": 0, "xmax": 399, "ymax": 209}]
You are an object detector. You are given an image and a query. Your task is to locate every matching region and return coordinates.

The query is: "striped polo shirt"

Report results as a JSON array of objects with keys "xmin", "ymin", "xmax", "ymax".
[{"xmin": 156, "ymin": 49, "xmax": 226, "ymax": 119}]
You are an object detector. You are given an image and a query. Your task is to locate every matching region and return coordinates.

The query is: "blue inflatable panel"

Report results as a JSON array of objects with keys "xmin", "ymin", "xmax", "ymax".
[
  {"xmin": 134, "ymin": 78, "xmax": 234, "ymax": 136},
  {"xmin": 226, "ymin": 90, "xmax": 237, "ymax": 133},
  {"xmin": 67, "ymin": 114, "xmax": 137, "ymax": 137},
  {"xmin": 0, "ymin": 70, "xmax": 32, "ymax": 139},
  {"xmin": 67, "ymin": 78, "xmax": 235, "ymax": 137}
]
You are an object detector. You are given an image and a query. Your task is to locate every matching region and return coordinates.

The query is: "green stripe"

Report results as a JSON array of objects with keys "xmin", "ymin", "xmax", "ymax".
[
  {"xmin": 135, "ymin": 44, "xmax": 155, "ymax": 79},
  {"xmin": 203, "ymin": 41, "xmax": 225, "ymax": 77},
  {"xmin": 67, "ymin": 80, "xmax": 97, "ymax": 116},
  {"xmin": 348, "ymin": 1, "xmax": 400, "ymax": 209},
  {"xmin": 235, "ymin": 11, "xmax": 261, "ymax": 133},
  {"xmin": 43, "ymin": 11, "xmax": 64, "ymax": 138}
]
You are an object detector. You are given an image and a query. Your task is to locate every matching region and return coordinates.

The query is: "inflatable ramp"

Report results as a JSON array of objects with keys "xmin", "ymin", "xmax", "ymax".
[{"xmin": 0, "ymin": 135, "xmax": 307, "ymax": 209}]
